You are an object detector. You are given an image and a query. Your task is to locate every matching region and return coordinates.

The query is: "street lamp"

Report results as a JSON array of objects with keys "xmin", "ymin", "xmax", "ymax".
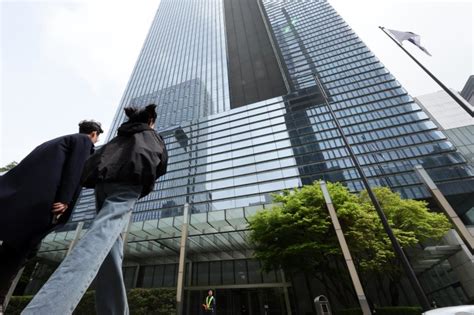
[{"xmin": 157, "ymin": 125, "xmax": 191, "ymax": 315}]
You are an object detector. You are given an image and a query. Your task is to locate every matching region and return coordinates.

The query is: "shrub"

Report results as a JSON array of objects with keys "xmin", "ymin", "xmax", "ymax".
[
  {"xmin": 4, "ymin": 295, "xmax": 32, "ymax": 315},
  {"xmin": 6, "ymin": 288, "xmax": 176, "ymax": 315},
  {"xmin": 337, "ymin": 306, "xmax": 422, "ymax": 315}
]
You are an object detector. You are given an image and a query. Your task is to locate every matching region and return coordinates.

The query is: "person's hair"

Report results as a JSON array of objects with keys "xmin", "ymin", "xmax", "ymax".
[
  {"xmin": 79, "ymin": 120, "xmax": 104, "ymax": 134},
  {"xmin": 124, "ymin": 104, "xmax": 157, "ymax": 125}
]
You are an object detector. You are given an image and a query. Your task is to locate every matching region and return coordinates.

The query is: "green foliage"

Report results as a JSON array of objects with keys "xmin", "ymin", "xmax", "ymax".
[
  {"xmin": 6, "ymin": 289, "xmax": 176, "ymax": 315},
  {"xmin": 0, "ymin": 161, "xmax": 17, "ymax": 172},
  {"xmin": 248, "ymin": 182, "xmax": 451, "ymax": 276},
  {"xmin": 4, "ymin": 295, "xmax": 31, "ymax": 315},
  {"xmin": 336, "ymin": 306, "xmax": 422, "ymax": 315},
  {"xmin": 336, "ymin": 308, "xmax": 363, "ymax": 315},
  {"xmin": 374, "ymin": 306, "xmax": 423, "ymax": 315},
  {"xmin": 73, "ymin": 291, "xmax": 95, "ymax": 315},
  {"xmin": 13, "ymin": 258, "xmax": 44, "ymax": 296},
  {"xmin": 128, "ymin": 288, "xmax": 175, "ymax": 315}
]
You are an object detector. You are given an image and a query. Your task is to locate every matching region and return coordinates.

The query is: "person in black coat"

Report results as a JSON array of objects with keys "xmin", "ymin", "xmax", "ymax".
[
  {"xmin": 0, "ymin": 120, "xmax": 103, "ymax": 305},
  {"xmin": 23, "ymin": 104, "xmax": 168, "ymax": 315}
]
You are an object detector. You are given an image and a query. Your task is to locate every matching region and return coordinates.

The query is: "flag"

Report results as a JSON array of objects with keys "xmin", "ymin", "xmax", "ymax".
[{"xmin": 386, "ymin": 28, "xmax": 432, "ymax": 56}]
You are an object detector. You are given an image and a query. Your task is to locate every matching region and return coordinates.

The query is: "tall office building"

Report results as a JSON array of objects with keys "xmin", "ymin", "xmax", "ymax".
[
  {"xmin": 415, "ymin": 84, "xmax": 474, "ymax": 222},
  {"xmin": 461, "ymin": 75, "xmax": 474, "ymax": 106},
  {"xmin": 33, "ymin": 0, "xmax": 474, "ymax": 312},
  {"xmin": 415, "ymin": 90, "xmax": 474, "ymax": 168}
]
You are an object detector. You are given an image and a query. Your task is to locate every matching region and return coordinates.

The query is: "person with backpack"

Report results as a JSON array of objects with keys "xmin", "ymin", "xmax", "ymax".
[{"xmin": 22, "ymin": 104, "xmax": 168, "ymax": 315}]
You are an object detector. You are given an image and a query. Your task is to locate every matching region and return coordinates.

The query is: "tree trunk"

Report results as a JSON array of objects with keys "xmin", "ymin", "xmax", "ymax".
[
  {"xmin": 316, "ymin": 268, "xmax": 351, "ymax": 307},
  {"xmin": 328, "ymin": 258, "xmax": 359, "ymax": 306},
  {"xmin": 388, "ymin": 276, "xmax": 400, "ymax": 306},
  {"xmin": 375, "ymin": 272, "xmax": 388, "ymax": 305},
  {"xmin": 305, "ymin": 271, "xmax": 317, "ymax": 314},
  {"xmin": 289, "ymin": 272, "xmax": 303, "ymax": 315}
]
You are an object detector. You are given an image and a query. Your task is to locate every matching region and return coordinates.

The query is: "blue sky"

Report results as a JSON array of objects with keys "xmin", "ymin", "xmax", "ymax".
[{"xmin": 1, "ymin": 0, "xmax": 472, "ymax": 166}]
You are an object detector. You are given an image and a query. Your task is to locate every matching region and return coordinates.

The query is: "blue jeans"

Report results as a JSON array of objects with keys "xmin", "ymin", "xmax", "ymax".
[{"xmin": 22, "ymin": 183, "xmax": 141, "ymax": 315}]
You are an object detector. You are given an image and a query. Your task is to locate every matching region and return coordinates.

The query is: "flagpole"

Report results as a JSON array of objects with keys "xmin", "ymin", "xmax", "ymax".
[
  {"xmin": 379, "ymin": 26, "xmax": 474, "ymax": 117},
  {"xmin": 313, "ymin": 74, "xmax": 432, "ymax": 312}
]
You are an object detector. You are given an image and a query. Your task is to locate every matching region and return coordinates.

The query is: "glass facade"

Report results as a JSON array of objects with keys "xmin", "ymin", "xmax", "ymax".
[
  {"xmin": 35, "ymin": 0, "xmax": 474, "ymax": 311},
  {"xmin": 420, "ymin": 261, "xmax": 469, "ymax": 306},
  {"xmin": 108, "ymin": 0, "xmax": 230, "ymax": 135},
  {"xmin": 261, "ymin": 0, "xmax": 474, "ymax": 206},
  {"xmin": 135, "ymin": 259, "xmax": 282, "ymax": 288},
  {"xmin": 73, "ymin": 91, "xmax": 473, "ymax": 222},
  {"xmin": 71, "ymin": 0, "xmax": 474, "ymax": 223}
]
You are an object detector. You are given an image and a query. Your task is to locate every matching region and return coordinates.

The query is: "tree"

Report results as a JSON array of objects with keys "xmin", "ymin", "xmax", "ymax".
[
  {"xmin": 0, "ymin": 161, "xmax": 17, "ymax": 172},
  {"xmin": 248, "ymin": 182, "xmax": 451, "ymax": 306}
]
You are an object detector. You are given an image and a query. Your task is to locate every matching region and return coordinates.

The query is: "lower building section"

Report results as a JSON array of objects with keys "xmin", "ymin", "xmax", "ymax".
[
  {"xmin": 19, "ymin": 202, "xmax": 474, "ymax": 313},
  {"xmin": 125, "ymin": 258, "xmax": 295, "ymax": 314},
  {"xmin": 417, "ymin": 229, "xmax": 474, "ymax": 306},
  {"xmin": 185, "ymin": 287, "xmax": 290, "ymax": 315}
]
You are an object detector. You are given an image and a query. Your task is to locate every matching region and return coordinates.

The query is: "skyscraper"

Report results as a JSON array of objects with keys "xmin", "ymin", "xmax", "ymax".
[
  {"xmin": 461, "ymin": 75, "xmax": 474, "ymax": 106},
  {"xmin": 415, "ymin": 85, "xmax": 474, "ymax": 222},
  {"xmin": 33, "ymin": 0, "xmax": 474, "ymax": 312}
]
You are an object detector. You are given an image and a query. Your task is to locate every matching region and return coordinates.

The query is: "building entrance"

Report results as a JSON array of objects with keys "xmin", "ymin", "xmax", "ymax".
[{"xmin": 186, "ymin": 287, "xmax": 288, "ymax": 315}]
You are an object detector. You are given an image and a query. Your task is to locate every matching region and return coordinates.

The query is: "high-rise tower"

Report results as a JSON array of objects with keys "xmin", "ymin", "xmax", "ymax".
[{"xmin": 35, "ymin": 0, "xmax": 474, "ymax": 311}]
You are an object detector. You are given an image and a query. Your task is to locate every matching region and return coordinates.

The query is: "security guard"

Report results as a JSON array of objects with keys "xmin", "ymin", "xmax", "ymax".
[{"xmin": 203, "ymin": 289, "xmax": 216, "ymax": 314}]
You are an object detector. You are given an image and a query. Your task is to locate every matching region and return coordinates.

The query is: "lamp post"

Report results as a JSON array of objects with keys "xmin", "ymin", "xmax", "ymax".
[{"xmin": 158, "ymin": 125, "xmax": 191, "ymax": 315}]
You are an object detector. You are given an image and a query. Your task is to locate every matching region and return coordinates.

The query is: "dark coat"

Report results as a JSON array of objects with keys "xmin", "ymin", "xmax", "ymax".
[
  {"xmin": 81, "ymin": 122, "xmax": 168, "ymax": 197},
  {"xmin": 0, "ymin": 133, "xmax": 94, "ymax": 247}
]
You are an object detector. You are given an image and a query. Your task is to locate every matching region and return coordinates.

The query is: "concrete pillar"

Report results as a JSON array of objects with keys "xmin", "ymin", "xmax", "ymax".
[
  {"xmin": 176, "ymin": 203, "xmax": 190, "ymax": 315},
  {"xmin": 414, "ymin": 165, "xmax": 474, "ymax": 254},
  {"xmin": 185, "ymin": 261, "xmax": 192, "ymax": 315},
  {"xmin": 2, "ymin": 267, "xmax": 24, "ymax": 313},
  {"xmin": 67, "ymin": 221, "xmax": 84, "ymax": 256},
  {"xmin": 121, "ymin": 212, "xmax": 133, "ymax": 251},
  {"xmin": 320, "ymin": 181, "xmax": 371, "ymax": 315}
]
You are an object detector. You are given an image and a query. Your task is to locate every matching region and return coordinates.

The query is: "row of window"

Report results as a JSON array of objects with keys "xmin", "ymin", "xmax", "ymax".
[
  {"xmin": 280, "ymin": 29, "xmax": 357, "ymax": 61},
  {"xmin": 126, "ymin": 156, "xmax": 469, "ymax": 219},
  {"xmin": 332, "ymin": 87, "xmax": 407, "ymax": 111},
  {"xmin": 279, "ymin": 20, "xmax": 349, "ymax": 57},
  {"xmin": 285, "ymin": 37, "xmax": 365, "ymax": 73},
  {"xmin": 266, "ymin": 1, "xmax": 333, "ymax": 27},
  {"xmin": 315, "ymin": 56, "xmax": 380, "ymax": 84},
  {"xmin": 136, "ymin": 259, "xmax": 282, "ymax": 288},
  {"xmin": 287, "ymin": 46, "xmax": 371, "ymax": 77},
  {"xmin": 335, "ymin": 96, "xmax": 414, "ymax": 119},
  {"xmin": 145, "ymin": 142, "xmax": 457, "ymax": 207},
  {"xmin": 161, "ymin": 118, "xmax": 438, "ymax": 178},
  {"xmin": 159, "ymin": 105, "xmax": 436, "ymax": 173},
  {"xmin": 279, "ymin": 22, "xmax": 351, "ymax": 53},
  {"xmin": 282, "ymin": 32, "xmax": 359, "ymax": 71},
  {"xmin": 321, "ymin": 61, "xmax": 384, "ymax": 86},
  {"xmin": 108, "ymin": 0, "xmax": 230, "ymax": 135},
  {"xmin": 154, "ymin": 147, "xmax": 466, "ymax": 202},
  {"xmin": 328, "ymin": 73, "xmax": 394, "ymax": 97}
]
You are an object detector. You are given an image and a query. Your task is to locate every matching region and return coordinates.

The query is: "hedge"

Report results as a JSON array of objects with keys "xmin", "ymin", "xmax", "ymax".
[
  {"xmin": 5, "ymin": 288, "xmax": 176, "ymax": 315},
  {"xmin": 7, "ymin": 291, "xmax": 422, "ymax": 315},
  {"xmin": 337, "ymin": 306, "xmax": 422, "ymax": 315}
]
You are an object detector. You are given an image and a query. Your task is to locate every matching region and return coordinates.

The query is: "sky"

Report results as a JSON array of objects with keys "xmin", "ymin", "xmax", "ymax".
[{"xmin": 0, "ymin": 0, "xmax": 472, "ymax": 166}]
